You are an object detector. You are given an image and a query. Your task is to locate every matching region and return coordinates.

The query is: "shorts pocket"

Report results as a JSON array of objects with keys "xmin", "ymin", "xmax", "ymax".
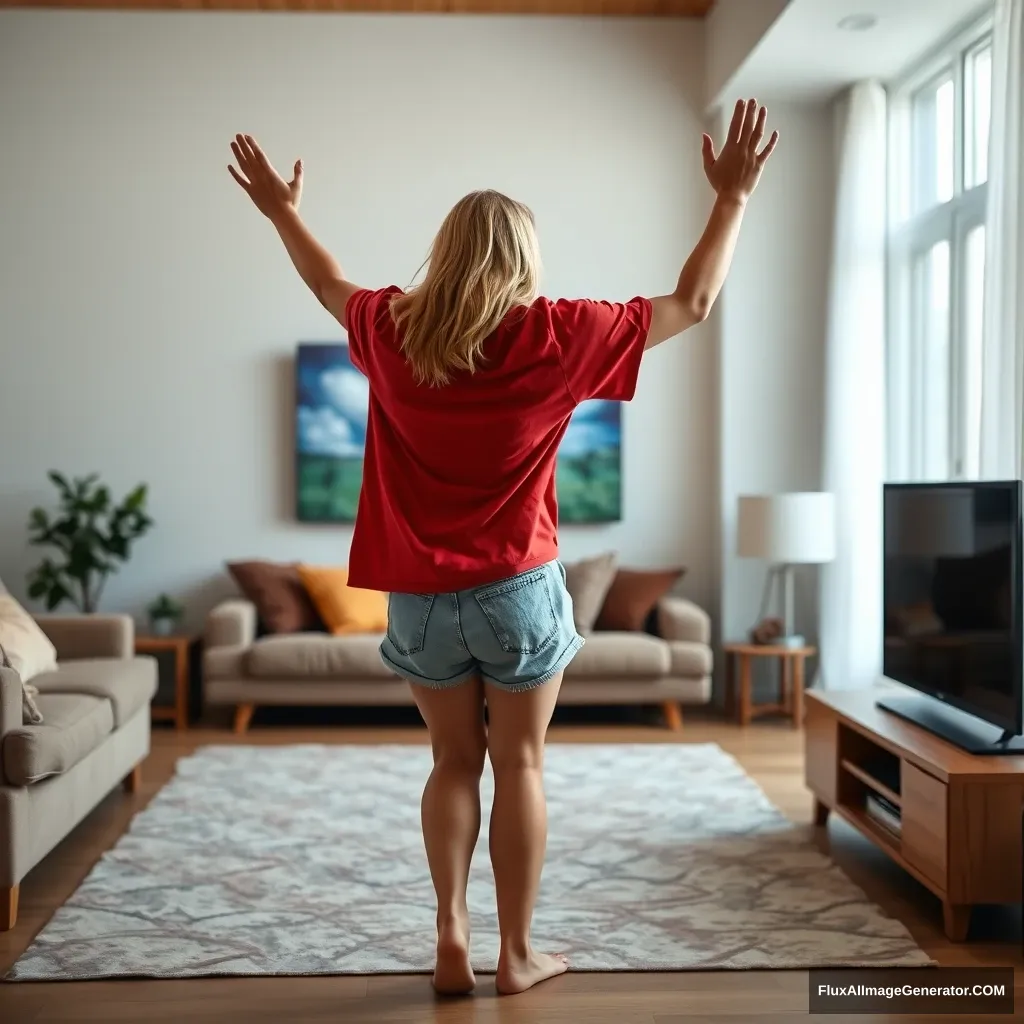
[
  {"xmin": 387, "ymin": 593, "xmax": 435, "ymax": 656},
  {"xmin": 474, "ymin": 567, "xmax": 558, "ymax": 655}
]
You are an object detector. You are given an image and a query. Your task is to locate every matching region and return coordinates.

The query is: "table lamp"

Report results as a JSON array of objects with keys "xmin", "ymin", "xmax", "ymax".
[{"xmin": 737, "ymin": 492, "xmax": 836, "ymax": 648}]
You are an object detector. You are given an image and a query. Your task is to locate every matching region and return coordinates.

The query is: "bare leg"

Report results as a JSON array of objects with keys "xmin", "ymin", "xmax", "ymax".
[
  {"xmin": 409, "ymin": 677, "xmax": 487, "ymax": 995},
  {"xmin": 485, "ymin": 673, "xmax": 569, "ymax": 996}
]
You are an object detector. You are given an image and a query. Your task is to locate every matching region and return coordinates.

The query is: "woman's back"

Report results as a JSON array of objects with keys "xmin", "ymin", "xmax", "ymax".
[{"xmin": 344, "ymin": 286, "xmax": 649, "ymax": 594}]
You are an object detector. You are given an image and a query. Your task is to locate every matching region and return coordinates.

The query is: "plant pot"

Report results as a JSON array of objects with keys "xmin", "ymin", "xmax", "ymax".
[{"xmin": 149, "ymin": 617, "xmax": 177, "ymax": 637}]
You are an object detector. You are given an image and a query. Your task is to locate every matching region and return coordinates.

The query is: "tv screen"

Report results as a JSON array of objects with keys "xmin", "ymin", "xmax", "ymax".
[{"xmin": 883, "ymin": 482, "xmax": 1023, "ymax": 735}]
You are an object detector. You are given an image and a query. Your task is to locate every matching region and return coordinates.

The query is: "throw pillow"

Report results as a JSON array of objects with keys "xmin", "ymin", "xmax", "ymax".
[
  {"xmin": 562, "ymin": 552, "xmax": 619, "ymax": 633},
  {"xmin": 0, "ymin": 642, "xmax": 43, "ymax": 725},
  {"xmin": 297, "ymin": 565, "xmax": 388, "ymax": 636},
  {"xmin": 594, "ymin": 567, "xmax": 686, "ymax": 632},
  {"xmin": 0, "ymin": 593, "xmax": 58, "ymax": 681},
  {"xmin": 227, "ymin": 561, "xmax": 325, "ymax": 634}
]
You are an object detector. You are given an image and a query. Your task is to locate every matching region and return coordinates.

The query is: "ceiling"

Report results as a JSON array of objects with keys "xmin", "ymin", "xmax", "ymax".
[
  {"xmin": 0, "ymin": 0, "xmax": 716, "ymax": 14},
  {"xmin": 722, "ymin": 0, "xmax": 991, "ymax": 102}
]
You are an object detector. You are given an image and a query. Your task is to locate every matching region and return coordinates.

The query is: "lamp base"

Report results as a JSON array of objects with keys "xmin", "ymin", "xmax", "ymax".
[{"xmin": 777, "ymin": 633, "xmax": 806, "ymax": 650}]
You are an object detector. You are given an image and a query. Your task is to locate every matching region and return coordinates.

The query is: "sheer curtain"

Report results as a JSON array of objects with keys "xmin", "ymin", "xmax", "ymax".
[
  {"xmin": 978, "ymin": 0, "xmax": 1024, "ymax": 480},
  {"xmin": 817, "ymin": 82, "xmax": 887, "ymax": 691}
]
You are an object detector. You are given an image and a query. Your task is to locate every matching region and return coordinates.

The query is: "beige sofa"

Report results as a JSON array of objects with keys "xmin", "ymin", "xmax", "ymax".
[
  {"xmin": 0, "ymin": 615, "xmax": 156, "ymax": 930},
  {"xmin": 205, "ymin": 595, "xmax": 712, "ymax": 733}
]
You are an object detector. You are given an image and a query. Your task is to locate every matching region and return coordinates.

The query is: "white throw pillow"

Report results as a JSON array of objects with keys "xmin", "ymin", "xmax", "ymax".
[{"xmin": 0, "ymin": 593, "xmax": 58, "ymax": 683}]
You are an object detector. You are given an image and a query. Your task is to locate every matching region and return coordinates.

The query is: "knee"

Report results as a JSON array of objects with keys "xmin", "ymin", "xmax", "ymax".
[
  {"xmin": 487, "ymin": 740, "xmax": 544, "ymax": 776},
  {"xmin": 434, "ymin": 739, "xmax": 487, "ymax": 778}
]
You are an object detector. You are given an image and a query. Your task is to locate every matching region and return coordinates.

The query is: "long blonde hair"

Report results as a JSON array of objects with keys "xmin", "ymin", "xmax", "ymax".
[{"xmin": 390, "ymin": 190, "xmax": 541, "ymax": 387}]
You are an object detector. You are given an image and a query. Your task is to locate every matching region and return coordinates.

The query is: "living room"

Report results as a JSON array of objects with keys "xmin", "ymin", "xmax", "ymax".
[{"xmin": 1, "ymin": 0, "xmax": 1022, "ymax": 1019}]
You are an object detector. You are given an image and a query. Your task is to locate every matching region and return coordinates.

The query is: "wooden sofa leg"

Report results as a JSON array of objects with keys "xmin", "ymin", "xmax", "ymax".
[
  {"xmin": 234, "ymin": 703, "xmax": 255, "ymax": 735},
  {"xmin": 1, "ymin": 885, "xmax": 18, "ymax": 931},
  {"xmin": 662, "ymin": 701, "xmax": 684, "ymax": 731},
  {"xmin": 123, "ymin": 764, "xmax": 142, "ymax": 794}
]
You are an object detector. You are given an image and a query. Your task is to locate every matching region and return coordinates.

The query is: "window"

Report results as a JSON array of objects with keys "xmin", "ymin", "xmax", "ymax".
[{"xmin": 887, "ymin": 16, "xmax": 992, "ymax": 481}]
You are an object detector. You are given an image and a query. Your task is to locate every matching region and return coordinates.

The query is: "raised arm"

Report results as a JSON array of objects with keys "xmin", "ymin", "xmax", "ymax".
[
  {"xmin": 646, "ymin": 99, "xmax": 779, "ymax": 349},
  {"xmin": 228, "ymin": 134, "xmax": 360, "ymax": 328}
]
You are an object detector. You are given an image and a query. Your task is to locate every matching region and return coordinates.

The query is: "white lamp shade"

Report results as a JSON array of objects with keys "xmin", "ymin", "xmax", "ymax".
[{"xmin": 737, "ymin": 493, "xmax": 837, "ymax": 564}]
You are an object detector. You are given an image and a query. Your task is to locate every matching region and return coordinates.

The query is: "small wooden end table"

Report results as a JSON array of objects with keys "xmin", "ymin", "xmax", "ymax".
[
  {"xmin": 135, "ymin": 634, "xmax": 195, "ymax": 730},
  {"xmin": 723, "ymin": 642, "xmax": 816, "ymax": 728}
]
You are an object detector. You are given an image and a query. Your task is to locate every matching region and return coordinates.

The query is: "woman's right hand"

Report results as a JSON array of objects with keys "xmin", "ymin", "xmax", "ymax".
[
  {"xmin": 228, "ymin": 134, "xmax": 303, "ymax": 220},
  {"xmin": 701, "ymin": 99, "xmax": 779, "ymax": 205}
]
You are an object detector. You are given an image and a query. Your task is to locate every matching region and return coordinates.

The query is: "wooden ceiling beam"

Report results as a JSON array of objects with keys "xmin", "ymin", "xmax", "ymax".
[{"xmin": 0, "ymin": 0, "xmax": 715, "ymax": 16}]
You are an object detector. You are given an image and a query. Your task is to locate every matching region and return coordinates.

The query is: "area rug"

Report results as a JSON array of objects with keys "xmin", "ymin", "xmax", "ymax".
[{"xmin": 6, "ymin": 743, "xmax": 933, "ymax": 980}]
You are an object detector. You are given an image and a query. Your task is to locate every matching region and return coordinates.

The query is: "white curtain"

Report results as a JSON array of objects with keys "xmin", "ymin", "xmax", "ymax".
[
  {"xmin": 817, "ymin": 82, "xmax": 887, "ymax": 691},
  {"xmin": 979, "ymin": 0, "xmax": 1024, "ymax": 480}
]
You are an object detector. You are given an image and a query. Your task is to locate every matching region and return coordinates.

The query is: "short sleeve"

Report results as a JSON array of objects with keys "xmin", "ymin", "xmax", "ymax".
[
  {"xmin": 549, "ymin": 297, "xmax": 651, "ymax": 404},
  {"xmin": 344, "ymin": 286, "xmax": 401, "ymax": 374}
]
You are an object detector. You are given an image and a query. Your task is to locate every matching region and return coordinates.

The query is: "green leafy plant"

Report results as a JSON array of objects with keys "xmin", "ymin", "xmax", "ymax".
[
  {"xmin": 147, "ymin": 593, "xmax": 183, "ymax": 624},
  {"xmin": 27, "ymin": 472, "xmax": 154, "ymax": 613}
]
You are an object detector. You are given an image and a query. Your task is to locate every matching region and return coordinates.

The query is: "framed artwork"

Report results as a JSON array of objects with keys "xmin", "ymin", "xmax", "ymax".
[
  {"xmin": 295, "ymin": 343, "xmax": 622, "ymax": 524},
  {"xmin": 296, "ymin": 343, "xmax": 366, "ymax": 522},
  {"xmin": 556, "ymin": 399, "xmax": 622, "ymax": 523}
]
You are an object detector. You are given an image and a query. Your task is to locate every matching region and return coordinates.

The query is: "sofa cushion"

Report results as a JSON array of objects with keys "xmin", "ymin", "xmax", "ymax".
[
  {"xmin": 563, "ymin": 552, "xmax": 618, "ymax": 634},
  {"xmin": 30, "ymin": 657, "xmax": 157, "ymax": 727},
  {"xmin": 297, "ymin": 565, "xmax": 388, "ymax": 636},
  {"xmin": 0, "ymin": 593, "xmax": 58, "ymax": 684},
  {"xmin": 246, "ymin": 634, "xmax": 394, "ymax": 679},
  {"xmin": 227, "ymin": 560, "xmax": 325, "ymax": 634},
  {"xmin": 595, "ymin": 568, "xmax": 686, "ymax": 633},
  {"xmin": 667, "ymin": 641, "xmax": 713, "ymax": 678},
  {"xmin": 3, "ymin": 693, "xmax": 114, "ymax": 786},
  {"xmin": 565, "ymin": 632, "xmax": 670, "ymax": 679}
]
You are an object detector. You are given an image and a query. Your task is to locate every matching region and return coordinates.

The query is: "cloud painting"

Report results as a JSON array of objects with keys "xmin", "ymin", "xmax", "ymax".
[{"xmin": 296, "ymin": 343, "xmax": 621, "ymax": 524}]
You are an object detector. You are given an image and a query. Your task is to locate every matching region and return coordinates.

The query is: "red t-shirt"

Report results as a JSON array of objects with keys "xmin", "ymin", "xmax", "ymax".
[{"xmin": 344, "ymin": 286, "xmax": 651, "ymax": 593}]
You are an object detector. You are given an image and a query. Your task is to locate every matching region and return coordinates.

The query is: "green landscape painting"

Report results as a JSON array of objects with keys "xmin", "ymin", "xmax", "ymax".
[
  {"xmin": 554, "ymin": 399, "xmax": 622, "ymax": 523},
  {"xmin": 296, "ymin": 343, "xmax": 622, "ymax": 523},
  {"xmin": 296, "ymin": 343, "xmax": 366, "ymax": 522}
]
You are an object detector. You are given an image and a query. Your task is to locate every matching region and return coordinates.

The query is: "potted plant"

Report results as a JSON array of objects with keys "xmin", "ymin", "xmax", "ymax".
[
  {"xmin": 147, "ymin": 594, "xmax": 184, "ymax": 636},
  {"xmin": 26, "ymin": 472, "xmax": 154, "ymax": 612}
]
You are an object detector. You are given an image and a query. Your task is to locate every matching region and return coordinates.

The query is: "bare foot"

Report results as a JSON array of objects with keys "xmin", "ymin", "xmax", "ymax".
[
  {"xmin": 433, "ymin": 917, "xmax": 475, "ymax": 996},
  {"xmin": 495, "ymin": 949, "xmax": 569, "ymax": 995}
]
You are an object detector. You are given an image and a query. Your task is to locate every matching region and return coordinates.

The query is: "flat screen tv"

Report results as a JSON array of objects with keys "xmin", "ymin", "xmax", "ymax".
[{"xmin": 879, "ymin": 481, "xmax": 1024, "ymax": 754}]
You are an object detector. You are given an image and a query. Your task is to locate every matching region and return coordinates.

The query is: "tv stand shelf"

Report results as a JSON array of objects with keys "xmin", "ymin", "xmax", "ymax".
[{"xmin": 805, "ymin": 687, "xmax": 1024, "ymax": 942}]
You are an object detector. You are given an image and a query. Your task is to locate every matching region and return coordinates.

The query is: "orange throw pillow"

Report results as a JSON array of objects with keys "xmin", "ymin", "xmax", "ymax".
[{"xmin": 296, "ymin": 565, "xmax": 388, "ymax": 636}]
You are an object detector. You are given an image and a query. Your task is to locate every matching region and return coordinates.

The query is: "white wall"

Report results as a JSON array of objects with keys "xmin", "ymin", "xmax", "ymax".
[
  {"xmin": 716, "ymin": 101, "xmax": 835, "ymax": 681},
  {"xmin": 704, "ymin": 0, "xmax": 791, "ymax": 112},
  {"xmin": 0, "ymin": 11, "xmax": 715, "ymax": 630}
]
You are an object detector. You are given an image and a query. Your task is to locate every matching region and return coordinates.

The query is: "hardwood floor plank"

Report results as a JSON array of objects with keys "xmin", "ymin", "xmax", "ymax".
[{"xmin": 0, "ymin": 718, "xmax": 1019, "ymax": 1023}]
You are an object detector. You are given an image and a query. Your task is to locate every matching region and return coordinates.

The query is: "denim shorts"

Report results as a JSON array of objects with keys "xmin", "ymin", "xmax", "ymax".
[{"xmin": 380, "ymin": 560, "xmax": 584, "ymax": 692}]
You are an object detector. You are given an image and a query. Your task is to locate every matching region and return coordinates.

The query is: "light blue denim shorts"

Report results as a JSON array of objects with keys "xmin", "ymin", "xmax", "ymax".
[{"xmin": 380, "ymin": 560, "xmax": 584, "ymax": 692}]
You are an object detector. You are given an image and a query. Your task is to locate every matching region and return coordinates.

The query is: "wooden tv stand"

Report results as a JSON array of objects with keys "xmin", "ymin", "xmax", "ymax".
[{"xmin": 805, "ymin": 687, "xmax": 1024, "ymax": 941}]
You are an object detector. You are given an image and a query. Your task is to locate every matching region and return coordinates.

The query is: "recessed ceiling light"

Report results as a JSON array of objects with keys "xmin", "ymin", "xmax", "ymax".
[{"xmin": 838, "ymin": 13, "xmax": 878, "ymax": 31}]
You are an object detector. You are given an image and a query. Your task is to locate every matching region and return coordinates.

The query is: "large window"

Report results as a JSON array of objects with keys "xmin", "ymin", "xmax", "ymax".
[{"xmin": 887, "ymin": 16, "xmax": 992, "ymax": 481}]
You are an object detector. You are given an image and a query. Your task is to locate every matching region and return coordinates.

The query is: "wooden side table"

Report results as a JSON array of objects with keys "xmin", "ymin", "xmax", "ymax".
[
  {"xmin": 135, "ymin": 634, "xmax": 196, "ymax": 730},
  {"xmin": 723, "ymin": 642, "xmax": 816, "ymax": 728}
]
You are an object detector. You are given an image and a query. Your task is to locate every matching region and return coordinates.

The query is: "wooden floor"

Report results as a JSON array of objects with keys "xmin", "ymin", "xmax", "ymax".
[{"xmin": 1, "ymin": 711, "xmax": 1021, "ymax": 1022}]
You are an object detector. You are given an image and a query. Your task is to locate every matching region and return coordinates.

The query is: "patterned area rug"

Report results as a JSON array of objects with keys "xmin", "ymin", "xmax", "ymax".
[{"xmin": 7, "ymin": 743, "xmax": 932, "ymax": 980}]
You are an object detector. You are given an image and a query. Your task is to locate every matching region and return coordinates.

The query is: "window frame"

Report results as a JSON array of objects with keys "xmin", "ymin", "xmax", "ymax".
[{"xmin": 886, "ymin": 10, "xmax": 993, "ymax": 483}]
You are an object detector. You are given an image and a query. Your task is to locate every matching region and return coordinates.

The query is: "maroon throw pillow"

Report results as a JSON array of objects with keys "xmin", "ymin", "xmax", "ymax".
[
  {"xmin": 594, "ymin": 568, "xmax": 686, "ymax": 632},
  {"xmin": 226, "ymin": 560, "xmax": 325, "ymax": 634}
]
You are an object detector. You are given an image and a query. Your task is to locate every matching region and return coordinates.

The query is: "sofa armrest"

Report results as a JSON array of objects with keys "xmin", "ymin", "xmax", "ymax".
[
  {"xmin": 206, "ymin": 600, "xmax": 257, "ymax": 650},
  {"xmin": 0, "ymin": 666, "xmax": 21, "ymax": 748},
  {"xmin": 657, "ymin": 596, "xmax": 711, "ymax": 646},
  {"xmin": 34, "ymin": 614, "xmax": 134, "ymax": 660}
]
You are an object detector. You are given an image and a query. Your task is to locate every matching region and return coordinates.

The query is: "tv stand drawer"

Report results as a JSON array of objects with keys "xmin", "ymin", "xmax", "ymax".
[{"xmin": 899, "ymin": 763, "xmax": 948, "ymax": 888}]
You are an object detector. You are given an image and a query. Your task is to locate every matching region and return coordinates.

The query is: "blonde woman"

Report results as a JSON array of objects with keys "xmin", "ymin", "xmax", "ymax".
[{"xmin": 228, "ymin": 98, "xmax": 777, "ymax": 997}]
